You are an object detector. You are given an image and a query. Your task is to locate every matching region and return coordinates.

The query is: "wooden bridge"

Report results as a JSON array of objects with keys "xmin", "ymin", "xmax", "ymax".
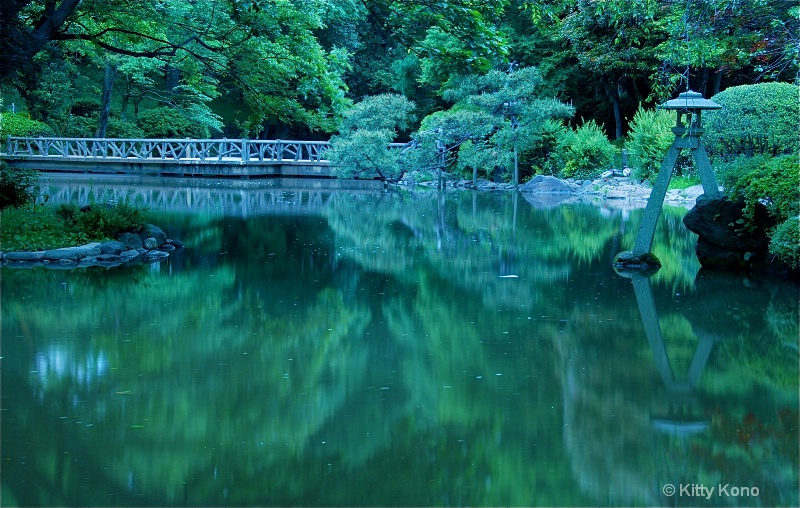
[{"xmin": 2, "ymin": 136, "xmax": 341, "ymax": 177}]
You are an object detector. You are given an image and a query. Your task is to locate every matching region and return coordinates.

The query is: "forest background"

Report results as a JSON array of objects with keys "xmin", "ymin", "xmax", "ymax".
[{"xmin": 0, "ymin": 0, "xmax": 796, "ymax": 143}]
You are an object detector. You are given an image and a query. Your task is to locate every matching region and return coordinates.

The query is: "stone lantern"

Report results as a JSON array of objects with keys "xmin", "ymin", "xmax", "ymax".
[{"xmin": 614, "ymin": 90, "xmax": 722, "ymax": 269}]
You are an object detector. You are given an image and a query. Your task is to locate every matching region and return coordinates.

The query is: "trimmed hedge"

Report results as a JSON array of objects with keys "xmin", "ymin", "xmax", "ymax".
[
  {"xmin": 0, "ymin": 112, "xmax": 55, "ymax": 137},
  {"xmin": 703, "ymin": 83, "xmax": 799, "ymax": 160}
]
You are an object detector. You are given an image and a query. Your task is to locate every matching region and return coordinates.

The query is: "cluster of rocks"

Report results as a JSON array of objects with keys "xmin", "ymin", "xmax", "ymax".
[
  {"xmin": 399, "ymin": 173, "xmax": 706, "ymax": 207},
  {"xmin": 1, "ymin": 224, "xmax": 184, "ymax": 269}
]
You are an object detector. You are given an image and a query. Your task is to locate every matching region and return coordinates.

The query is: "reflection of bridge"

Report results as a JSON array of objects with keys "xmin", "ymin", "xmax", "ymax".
[
  {"xmin": 3, "ymin": 137, "xmax": 338, "ymax": 177},
  {"xmin": 39, "ymin": 174, "xmax": 383, "ymax": 217}
]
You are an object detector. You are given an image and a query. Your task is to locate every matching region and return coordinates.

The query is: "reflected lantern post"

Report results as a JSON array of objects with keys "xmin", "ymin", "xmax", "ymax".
[{"xmin": 614, "ymin": 90, "xmax": 722, "ymax": 269}]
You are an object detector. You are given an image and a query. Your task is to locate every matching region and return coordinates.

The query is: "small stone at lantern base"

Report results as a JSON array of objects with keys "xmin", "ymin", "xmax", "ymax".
[{"xmin": 612, "ymin": 251, "xmax": 662, "ymax": 277}]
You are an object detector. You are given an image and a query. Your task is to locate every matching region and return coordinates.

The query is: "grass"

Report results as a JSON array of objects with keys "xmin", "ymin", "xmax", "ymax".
[
  {"xmin": 667, "ymin": 174, "xmax": 701, "ymax": 190},
  {"xmin": 1, "ymin": 201, "xmax": 147, "ymax": 252}
]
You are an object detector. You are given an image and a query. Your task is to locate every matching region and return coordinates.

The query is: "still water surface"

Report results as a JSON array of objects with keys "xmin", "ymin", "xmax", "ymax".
[{"xmin": 2, "ymin": 176, "xmax": 798, "ymax": 507}]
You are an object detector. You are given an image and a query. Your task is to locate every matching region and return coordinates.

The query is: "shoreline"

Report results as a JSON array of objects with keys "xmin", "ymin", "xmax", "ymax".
[
  {"xmin": 1, "ymin": 176, "xmax": 705, "ymax": 269},
  {"xmin": 401, "ymin": 173, "xmax": 707, "ymax": 208}
]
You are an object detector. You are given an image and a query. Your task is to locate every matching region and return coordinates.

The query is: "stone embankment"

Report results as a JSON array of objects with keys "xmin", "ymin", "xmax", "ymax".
[{"xmin": 1, "ymin": 224, "xmax": 184, "ymax": 269}]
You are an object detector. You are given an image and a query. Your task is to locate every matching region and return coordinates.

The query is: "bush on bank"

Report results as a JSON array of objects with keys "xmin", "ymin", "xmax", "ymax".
[
  {"xmin": 719, "ymin": 154, "xmax": 800, "ymax": 268},
  {"xmin": 0, "ymin": 165, "xmax": 147, "ymax": 252},
  {"xmin": 0, "ymin": 163, "xmax": 39, "ymax": 209}
]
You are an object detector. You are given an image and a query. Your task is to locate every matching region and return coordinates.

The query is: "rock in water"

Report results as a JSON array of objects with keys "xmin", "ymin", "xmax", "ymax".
[
  {"xmin": 138, "ymin": 224, "xmax": 168, "ymax": 247},
  {"xmin": 683, "ymin": 195, "xmax": 795, "ymax": 278}
]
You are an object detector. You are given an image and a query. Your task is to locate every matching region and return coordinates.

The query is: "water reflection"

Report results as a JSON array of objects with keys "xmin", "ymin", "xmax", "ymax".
[{"xmin": 2, "ymin": 178, "xmax": 797, "ymax": 506}]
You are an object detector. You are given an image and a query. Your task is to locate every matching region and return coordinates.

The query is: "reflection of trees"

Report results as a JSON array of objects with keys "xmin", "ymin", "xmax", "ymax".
[
  {"xmin": 2, "ymin": 243, "xmax": 370, "ymax": 505},
  {"xmin": 323, "ymin": 190, "xmax": 622, "ymax": 311},
  {"xmin": 7, "ymin": 187, "xmax": 787, "ymax": 506},
  {"xmin": 554, "ymin": 267, "xmax": 798, "ymax": 507}
]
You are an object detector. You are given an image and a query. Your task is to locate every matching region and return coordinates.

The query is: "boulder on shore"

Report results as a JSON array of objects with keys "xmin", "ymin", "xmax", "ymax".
[
  {"xmin": 683, "ymin": 195, "xmax": 797, "ymax": 279},
  {"xmin": 519, "ymin": 175, "xmax": 576, "ymax": 194}
]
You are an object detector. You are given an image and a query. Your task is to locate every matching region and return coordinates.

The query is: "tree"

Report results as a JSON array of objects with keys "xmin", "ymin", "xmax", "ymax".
[
  {"xmin": 327, "ymin": 94, "xmax": 416, "ymax": 181},
  {"xmin": 417, "ymin": 64, "xmax": 574, "ymax": 185},
  {"xmin": 1, "ymin": 0, "xmax": 351, "ymax": 134},
  {"xmin": 655, "ymin": 0, "xmax": 800, "ymax": 98}
]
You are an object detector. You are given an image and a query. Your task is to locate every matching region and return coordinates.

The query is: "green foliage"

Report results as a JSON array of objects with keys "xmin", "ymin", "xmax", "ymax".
[
  {"xmin": 337, "ymin": 94, "xmax": 416, "ymax": 134},
  {"xmin": 526, "ymin": 118, "xmax": 568, "ymax": 176},
  {"xmin": 703, "ymin": 83, "xmax": 800, "ymax": 160},
  {"xmin": 456, "ymin": 139, "xmax": 506, "ymax": 181},
  {"xmin": 136, "ymin": 107, "xmax": 210, "ymax": 139},
  {"xmin": 0, "ymin": 163, "xmax": 39, "ymax": 210},
  {"xmin": 770, "ymin": 217, "xmax": 800, "ymax": 269},
  {"xmin": 70, "ymin": 98, "xmax": 101, "ymax": 118},
  {"xmin": 556, "ymin": 120, "xmax": 617, "ymax": 179},
  {"xmin": 0, "ymin": 112, "xmax": 55, "ymax": 137},
  {"xmin": 407, "ymin": 108, "xmax": 499, "ymax": 178},
  {"xmin": 75, "ymin": 202, "xmax": 145, "ymax": 239},
  {"xmin": 328, "ymin": 94, "xmax": 416, "ymax": 181},
  {"xmin": 667, "ymin": 174, "xmax": 701, "ymax": 190},
  {"xmin": 0, "ymin": 200, "xmax": 146, "ymax": 252},
  {"xmin": 63, "ymin": 115, "xmax": 97, "ymax": 137},
  {"xmin": 626, "ymin": 107, "xmax": 674, "ymax": 182},
  {"xmin": 720, "ymin": 154, "xmax": 799, "ymax": 268},
  {"xmin": 721, "ymin": 155, "xmax": 799, "ymax": 224},
  {"xmin": 0, "ymin": 206, "xmax": 76, "ymax": 251},
  {"xmin": 413, "ymin": 65, "xmax": 574, "ymax": 183},
  {"xmin": 106, "ymin": 118, "xmax": 145, "ymax": 138}
]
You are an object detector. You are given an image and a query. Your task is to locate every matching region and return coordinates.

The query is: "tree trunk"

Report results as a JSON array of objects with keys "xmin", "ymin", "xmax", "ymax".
[
  {"xmin": 166, "ymin": 66, "xmax": 180, "ymax": 94},
  {"xmin": 605, "ymin": 78, "xmax": 623, "ymax": 140},
  {"xmin": 95, "ymin": 61, "xmax": 118, "ymax": 137},
  {"xmin": 0, "ymin": 0, "xmax": 83, "ymax": 82},
  {"xmin": 711, "ymin": 69, "xmax": 723, "ymax": 96}
]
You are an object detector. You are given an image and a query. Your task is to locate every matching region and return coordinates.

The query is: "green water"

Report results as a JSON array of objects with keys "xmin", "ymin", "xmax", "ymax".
[{"xmin": 1, "ymin": 178, "xmax": 798, "ymax": 506}]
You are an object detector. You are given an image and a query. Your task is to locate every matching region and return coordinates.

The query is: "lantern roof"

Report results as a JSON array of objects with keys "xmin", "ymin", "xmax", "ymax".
[{"xmin": 658, "ymin": 90, "xmax": 721, "ymax": 111}]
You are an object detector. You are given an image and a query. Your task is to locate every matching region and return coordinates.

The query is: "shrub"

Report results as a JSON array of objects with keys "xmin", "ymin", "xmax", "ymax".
[
  {"xmin": 106, "ymin": 119, "xmax": 146, "ymax": 138},
  {"xmin": 75, "ymin": 201, "xmax": 145, "ymax": 239},
  {"xmin": 557, "ymin": 120, "xmax": 617, "ymax": 180},
  {"xmin": 703, "ymin": 83, "xmax": 799, "ymax": 160},
  {"xmin": 0, "ymin": 162, "xmax": 39, "ymax": 210},
  {"xmin": 770, "ymin": 217, "xmax": 800, "ymax": 269},
  {"xmin": 69, "ymin": 98, "xmax": 101, "ymax": 118},
  {"xmin": 136, "ymin": 107, "xmax": 210, "ymax": 138},
  {"xmin": 720, "ymin": 154, "xmax": 799, "ymax": 268},
  {"xmin": 0, "ymin": 206, "xmax": 71, "ymax": 251},
  {"xmin": 626, "ymin": 107, "xmax": 674, "ymax": 182},
  {"xmin": 0, "ymin": 112, "xmax": 55, "ymax": 137},
  {"xmin": 721, "ymin": 154, "xmax": 799, "ymax": 224},
  {"xmin": 0, "ymin": 200, "xmax": 147, "ymax": 251},
  {"xmin": 63, "ymin": 115, "xmax": 97, "ymax": 137},
  {"xmin": 525, "ymin": 118, "xmax": 568, "ymax": 176}
]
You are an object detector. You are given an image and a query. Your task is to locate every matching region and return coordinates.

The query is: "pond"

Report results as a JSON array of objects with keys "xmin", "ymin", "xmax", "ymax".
[{"xmin": 2, "ymin": 175, "xmax": 798, "ymax": 507}]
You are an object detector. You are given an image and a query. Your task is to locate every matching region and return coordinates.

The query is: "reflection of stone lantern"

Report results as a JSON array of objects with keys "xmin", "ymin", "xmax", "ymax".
[
  {"xmin": 614, "ymin": 90, "xmax": 722, "ymax": 269},
  {"xmin": 614, "ymin": 269, "xmax": 714, "ymax": 436}
]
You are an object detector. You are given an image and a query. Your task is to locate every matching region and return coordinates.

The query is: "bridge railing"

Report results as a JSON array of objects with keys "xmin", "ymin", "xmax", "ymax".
[{"xmin": 3, "ymin": 137, "xmax": 333, "ymax": 163}]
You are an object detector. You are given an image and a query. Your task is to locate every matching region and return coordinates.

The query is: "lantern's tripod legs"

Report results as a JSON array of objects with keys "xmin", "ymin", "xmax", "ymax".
[
  {"xmin": 629, "ymin": 142, "xmax": 721, "ymax": 257},
  {"xmin": 632, "ymin": 145, "xmax": 681, "ymax": 255}
]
